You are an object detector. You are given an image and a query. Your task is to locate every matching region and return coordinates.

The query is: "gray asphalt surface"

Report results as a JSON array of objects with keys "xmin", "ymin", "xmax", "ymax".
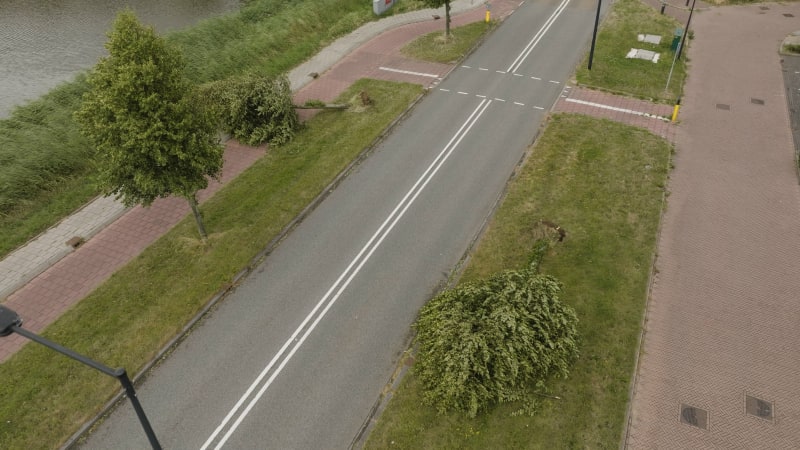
[{"xmin": 80, "ymin": 1, "xmax": 601, "ymax": 448}]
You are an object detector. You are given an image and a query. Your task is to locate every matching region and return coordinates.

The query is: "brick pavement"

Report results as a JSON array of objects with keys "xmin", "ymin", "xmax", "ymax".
[{"xmin": 624, "ymin": 3, "xmax": 800, "ymax": 448}]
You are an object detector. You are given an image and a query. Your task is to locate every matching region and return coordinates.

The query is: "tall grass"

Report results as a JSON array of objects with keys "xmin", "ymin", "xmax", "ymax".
[{"xmin": 0, "ymin": 0, "xmax": 426, "ymax": 258}]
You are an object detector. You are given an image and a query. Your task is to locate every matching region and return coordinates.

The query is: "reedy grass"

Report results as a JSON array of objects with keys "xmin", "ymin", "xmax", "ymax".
[
  {"xmin": 365, "ymin": 114, "xmax": 672, "ymax": 448},
  {"xmin": 0, "ymin": 79, "xmax": 423, "ymax": 449},
  {"xmin": 0, "ymin": 0, "xmax": 427, "ymax": 259}
]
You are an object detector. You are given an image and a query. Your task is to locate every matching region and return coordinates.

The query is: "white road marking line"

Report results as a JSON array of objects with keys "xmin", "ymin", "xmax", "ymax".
[
  {"xmin": 495, "ymin": 98, "xmax": 506, "ymax": 102},
  {"xmin": 479, "ymin": 67, "xmax": 489, "ymax": 71},
  {"xmin": 458, "ymin": 91, "xmax": 469, "ymax": 95},
  {"xmin": 514, "ymin": 102, "xmax": 525, "ymax": 106},
  {"xmin": 513, "ymin": 73, "xmax": 523, "ymax": 77},
  {"xmin": 200, "ymin": 99, "xmax": 493, "ymax": 449},
  {"xmin": 534, "ymin": 106, "xmax": 545, "ymax": 110},
  {"xmin": 549, "ymin": 80, "xmax": 560, "ymax": 84},
  {"xmin": 565, "ymin": 98, "xmax": 669, "ymax": 121},
  {"xmin": 496, "ymin": 70, "xmax": 507, "ymax": 74},
  {"xmin": 379, "ymin": 66, "xmax": 440, "ymax": 78},
  {"xmin": 439, "ymin": 88, "xmax": 450, "ymax": 92},
  {"xmin": 531, "ymin": 76, "xmax": 541, "ymax": 80},
  {"xmin": 507, "ymin": 0, "xmax": 570, "ymax": 73},
  {"xmin": 462, "ymin": 65, "xmax": 472, "ymax": 68},
  {"xmin": 476, "ymin": 94, "xmax": 487, "ymax": 98}
]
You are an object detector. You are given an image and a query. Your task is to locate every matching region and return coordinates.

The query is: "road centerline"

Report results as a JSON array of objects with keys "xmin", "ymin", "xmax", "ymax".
[{"xmin": 201, "ymin": 99, "xmax": 492, "ymax": 450}]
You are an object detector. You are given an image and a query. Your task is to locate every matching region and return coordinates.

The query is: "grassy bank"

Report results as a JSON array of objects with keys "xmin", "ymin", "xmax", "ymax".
[
  {"xmin": 366, "ymin": 114, "xmax": 672, "ymax": 448},
  {"xmin": 0, "ymin": 79, "xmax": 423, "ymax": 449},
  {"xmin": 0, "ymin": 0, "xmax": 426, "ymax": 259},
  {"xmin": 576, "ymin": 0, "xmax": 687, "ymax": 102}
]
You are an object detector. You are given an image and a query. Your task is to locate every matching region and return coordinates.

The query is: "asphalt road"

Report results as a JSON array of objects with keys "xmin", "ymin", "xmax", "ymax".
[{"xmin": 81, "ymin": 1, "xmax": 600, "ymax": 448}]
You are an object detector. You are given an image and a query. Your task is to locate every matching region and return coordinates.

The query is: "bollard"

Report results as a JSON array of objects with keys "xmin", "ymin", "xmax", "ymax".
[
  {"xmin": 485, "ymin": 2, "xmax": 491, "ymax": 22},
  {"xmin": 671, "ymin": 97, "xmax": 681, "ymax": 122}
]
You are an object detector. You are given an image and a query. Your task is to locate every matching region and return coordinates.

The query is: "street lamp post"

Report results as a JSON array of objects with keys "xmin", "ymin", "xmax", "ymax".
[
  {"xmin": 0, "ymin": 306, "xmax": 162, "ymax": 449},
  {"xmin": 587, "ymin": 0, "xmax": 602, "ymax": 70}
]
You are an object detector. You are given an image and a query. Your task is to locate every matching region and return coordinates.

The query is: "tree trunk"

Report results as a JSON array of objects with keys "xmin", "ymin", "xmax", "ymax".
[
  {"xmin": 187, "ymin": 194, "xmax": 208, "ymax": 241},
  {"xmin": 445, "ymin": 1, "xmax": 451, "ymax": 38}
]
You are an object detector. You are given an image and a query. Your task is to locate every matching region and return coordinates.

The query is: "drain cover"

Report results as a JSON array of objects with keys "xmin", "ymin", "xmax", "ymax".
[
  {"xmin": 716, "ymin": 103, "xmax": 731, "ymax": 110},
  {"xmin": 746, "ymin": 395, "xmax": 774, "ymax": 421},
  {"xmin": 751, "ymin": 98, "xmax": 765, "ymax": 105},
  {"xmin": 680, "ymin": 404, "xmax": 709, "ymax": 430}
]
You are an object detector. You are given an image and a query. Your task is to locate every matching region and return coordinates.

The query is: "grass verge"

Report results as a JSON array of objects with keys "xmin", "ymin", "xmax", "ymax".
[
  {"xmin": 365, "ymin": 114, "xmax": 672, "ymax": 448},
  {"xmin": 0, "ymin": 0, "xmax": 428, "ymax": 260},
  {"xmin": 401, "ymin": 20, "xmax": 496, "ymax": 64},
  {"xmin": 575, "ymin": 0, "xmax": 687, "ymax": 102},
  {"xmin": 0, "ymin": 79, "xmax": 423, "ymax": 449}
]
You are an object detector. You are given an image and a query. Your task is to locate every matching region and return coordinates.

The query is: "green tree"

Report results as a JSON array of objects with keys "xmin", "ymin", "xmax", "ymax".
[
  {"xmin": 414, "ymin": 269, "xmax": 579, "ymax": 417},
  {"xmin": 75, "ymin": 10, "xmax": 223, "ymax": 240},
  {"xmin": 423, "ymin": 0, "xmax": 453, "ymax": 38}
]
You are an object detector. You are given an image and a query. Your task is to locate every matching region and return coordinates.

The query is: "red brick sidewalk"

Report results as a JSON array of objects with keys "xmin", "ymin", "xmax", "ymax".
[
  {"xmin": 553, "ymin": 85, "xmax": 676, "ymax": 141},
  {"xmin": 0, "ymin": 141, "xmax": 265, "ymax": 362}
]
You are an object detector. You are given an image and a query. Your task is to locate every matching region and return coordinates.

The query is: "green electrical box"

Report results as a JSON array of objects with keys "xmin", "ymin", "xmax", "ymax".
[{"xmin": 671, "ymin": 28, "xmax": 684, "ymax": 51}]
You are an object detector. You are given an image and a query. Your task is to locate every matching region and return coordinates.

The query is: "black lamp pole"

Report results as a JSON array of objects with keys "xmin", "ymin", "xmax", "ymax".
[
  {"xmin": 587, "ymin": 0, "xmax": 602, "ymax": 70},
  {"xmin": 0, "ymin": 306, "xmax": 162, "ymax": 449},
  {"xmin": 676, "ymin": 0, "xmax": 696, "ymax": 60}
]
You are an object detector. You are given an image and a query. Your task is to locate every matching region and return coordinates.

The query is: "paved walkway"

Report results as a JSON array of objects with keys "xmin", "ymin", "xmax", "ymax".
[
  {"xmin": 625, "ymin": 3, "xmax": 800, "ymax": 448},
  {"xmin": 0, "ymin": 0, "xmax": 518, "ymax": 362}
]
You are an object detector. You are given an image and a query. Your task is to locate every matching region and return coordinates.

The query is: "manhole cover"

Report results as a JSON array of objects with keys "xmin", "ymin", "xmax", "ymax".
[
  {"xmin": 746, "ymin": 395, "xmax": 774, "ymax": 421},
  {"xmin": 680, "ymin": 404, "xmax": 709, "ymax": 430},
  {"xmin": 751, "ymin": 98, "xmax": 765, "ymax": 105},
  {"xmin": 716, "ymin": 103, "xmax": 731, "ymax": 110},
  {"xmin": 784, "ymin": 13, "xmax": 795, "ymax": 17}
]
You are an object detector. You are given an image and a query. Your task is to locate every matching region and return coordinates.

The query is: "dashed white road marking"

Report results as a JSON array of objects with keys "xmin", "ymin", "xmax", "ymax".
[
  {"xmin": 476, "ymin": 94, "xmax": 487, "ymax": 98},
  {"xmin": 458, "ymin": 91, "xmax": 469, "ymax": 95},
  {"xmin": 379, "ymin": 66, "xmax": 440, "ymax": 78},
  {"xmin": 513, "ymin": 73, "xmax": 524, "ymax": 77},
  {"xmin": 531, "ymin": 76, "xmax": 541, "ymax": 80},
  {"xmin": 548, "ymin": 80, "xmax": 560, "ymax": 84},
  {"xmin": 495, "ymin": 98, "xmax": 506, "ymax": 102},
  {"xmin": 496, "ymin": 70, "xmax": 507, "ymax": 74},
  {"xmin": 514, "ymin": 102, "xmax": 525, "ymax": 106},
  {"xmin": 462, "ymin": 65, "xmax": 472, "ymax": 68},
  {"xmin": 565, "ymin": 98, "xmax": 669, "ymax": 121},
  {"xmin": 479, "ymin": 67, "xmax": 489, "ymax": 71},
  {"xmin": 534, "ymin": 106, "xmax": 545, "ymax": 110},
  {"xmin": 439, "ymin": 88, "xmax": 450, "ymax": 92}
]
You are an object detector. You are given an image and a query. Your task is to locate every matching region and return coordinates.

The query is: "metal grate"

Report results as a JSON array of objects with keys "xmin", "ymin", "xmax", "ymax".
[
  {"xmin": 751, "ymin": 98, "xmax": 765, "ymax": 105},
  {"xmin": 716, "ymin": 103, "xmax": 731, "ymax": 111},
  {"xmin": 680, "ymin": 404, "xmax": 709, "ymax": 430},
  {"xmin": 746, "ymin": 395, "xmax": 774, "ymax": 421}
]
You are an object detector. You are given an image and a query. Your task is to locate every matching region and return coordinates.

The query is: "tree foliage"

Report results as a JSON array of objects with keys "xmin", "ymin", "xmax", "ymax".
[
  {"xmin": 196, "ymin": 74, "xmax": 299, "ymax": 146},
  {"xmin": 75, "ymin": 11, "xmax": 223, "ymax": 238},
  {"xmin": 414, "ymin": 268, "xmax": 579, "ymax": 417}
]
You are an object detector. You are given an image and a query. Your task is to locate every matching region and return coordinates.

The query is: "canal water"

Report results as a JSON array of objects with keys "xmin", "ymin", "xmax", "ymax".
[{"xmin": 0, "ymin": 0, "xmax": 240, "ymax": 118}]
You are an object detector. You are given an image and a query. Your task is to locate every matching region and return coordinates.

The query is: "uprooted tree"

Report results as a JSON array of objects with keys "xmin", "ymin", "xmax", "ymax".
[
  {"xmin": 75, "ymin": 10, "xmax": 223, "ymax": 241},
  {"xmin": 196, "ymin": 74, "xmax": 299, "ymax": 146},
  {"xmin": 414, "ymin": 267, "xmax": 579, "ymax": 418}
]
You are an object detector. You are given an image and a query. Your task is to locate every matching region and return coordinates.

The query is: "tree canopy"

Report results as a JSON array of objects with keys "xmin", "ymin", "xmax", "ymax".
[
  {"xmin": 422, "ymin": 0, "xmax": 453, "ymax": 37},
  {"xmin": 75, "ymin": 10, "xmax": 223, "ymax": 238},
  {"xmin": 414, "ymin": 268, "xmax": 579, "ymax": 417}
]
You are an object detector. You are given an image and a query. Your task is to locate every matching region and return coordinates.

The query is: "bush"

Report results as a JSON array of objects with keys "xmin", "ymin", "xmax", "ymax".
[
  {"xmin": 414, "ymin": 268, "xmax": 579, "ymax": 418},
  {"xmin": 197, "ymin": 74, "xmax": 299, "ymax": 146}
]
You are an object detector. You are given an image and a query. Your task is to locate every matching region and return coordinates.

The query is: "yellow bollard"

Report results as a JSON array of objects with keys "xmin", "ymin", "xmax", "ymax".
[
  {"xmin": 485, "ymin": 10, "xmax": 491, "ymax": 22},
  {"xmin": 671, "ymin": 98, "xmax": 681, "ymax": 122}
]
